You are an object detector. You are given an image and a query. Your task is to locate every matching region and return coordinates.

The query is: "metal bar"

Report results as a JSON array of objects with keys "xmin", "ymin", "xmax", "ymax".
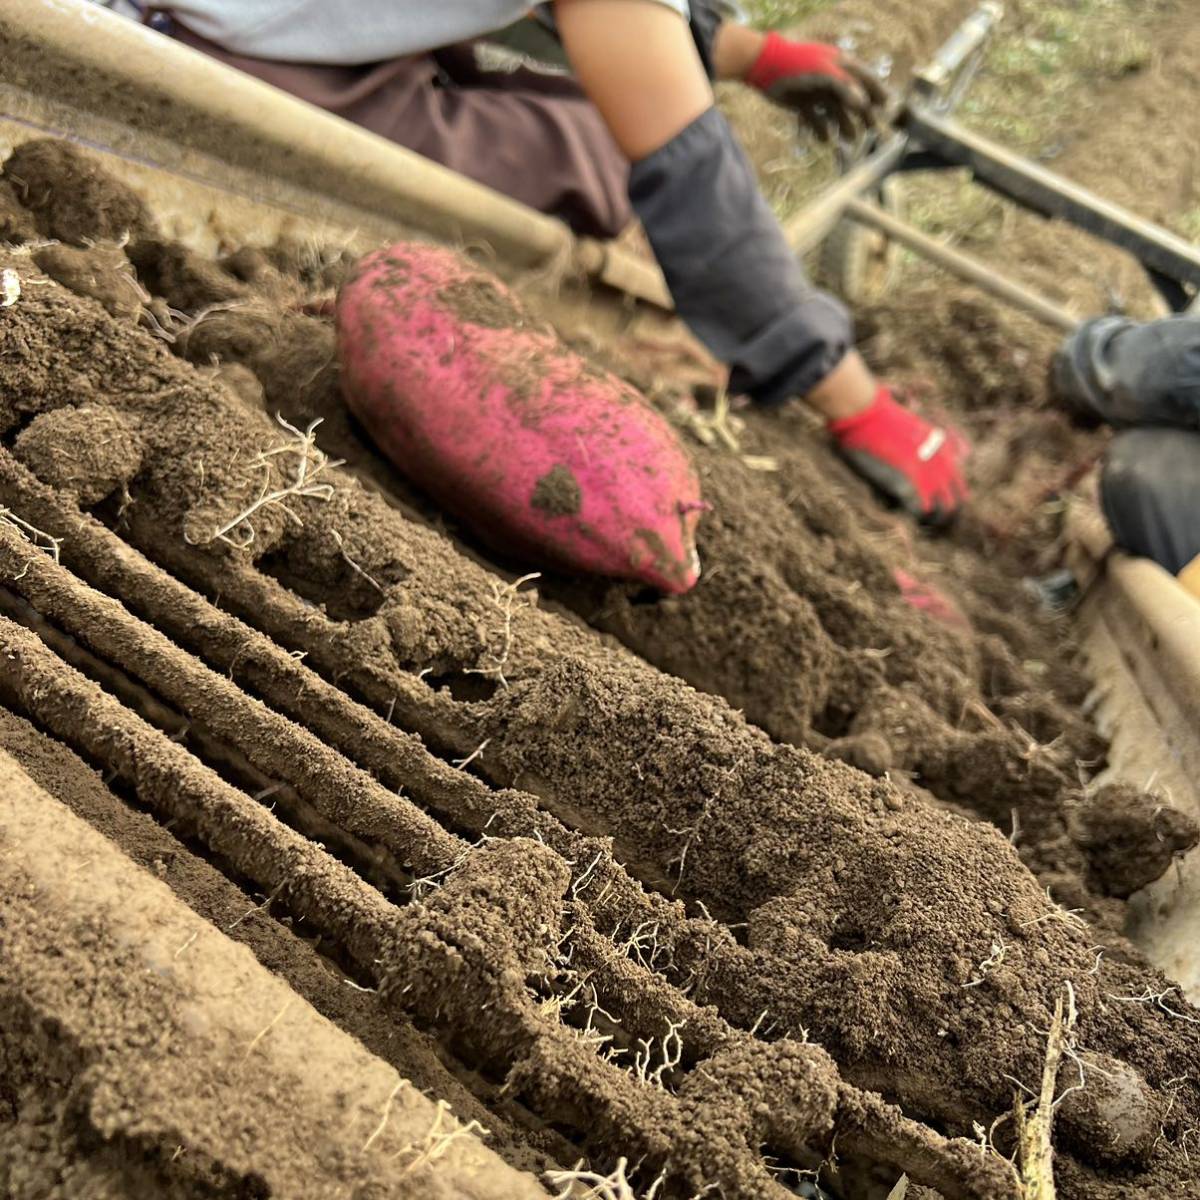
[
  {"xmin": 784, "ymin": 133, "xmax": 908, "ymax": 255},
  {"xmin": 1145, "ymin": 268, "xmax": 1193, "ymax": 314},
  {"xmin": 2, "ymin": 0, "xmax": 676, "ymax": 310},
  {"xmin": 784, "ymin": 6, "xmax": 1003, "ymax": 256},
  {"xmin": 913, "ymin": 2, "xmax": 1005, "ymax": 101},
  {"xmin": 904, "ymin": 106, "xmax": 1200, "ymax": 289},
  {"xmin": 844, "ymin": 198, "xmax": 1078, "ymax": 332}
]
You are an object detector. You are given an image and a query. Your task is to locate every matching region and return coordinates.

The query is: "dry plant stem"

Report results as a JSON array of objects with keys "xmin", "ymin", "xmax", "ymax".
[{"xmin": 1015, "ymin": 984, "xmax": 1077, "ymax": 1200}]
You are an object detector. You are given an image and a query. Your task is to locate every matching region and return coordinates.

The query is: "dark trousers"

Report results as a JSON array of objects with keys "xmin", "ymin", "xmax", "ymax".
[
  {"xmin": 170, "ymin": 27, "xmax": 633, "ymax": 239},
  {"xmin": 1055, "ymin": 316, "xmax": 1200, "ymax": 574}
]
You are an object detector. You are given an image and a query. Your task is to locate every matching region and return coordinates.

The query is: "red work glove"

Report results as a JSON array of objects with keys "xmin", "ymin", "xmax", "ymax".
[
  {"xmin": 746, "ymin": 32, "xmax": 889, "ymax": 142},
  {"xmin": 828, "ymin": 386, "xmax": 969, "ymax": 525}
]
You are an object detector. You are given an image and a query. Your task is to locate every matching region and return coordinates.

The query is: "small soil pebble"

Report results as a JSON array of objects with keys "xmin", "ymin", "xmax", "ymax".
[
  {"xmin": 1057, "ymin": 1054, "xmax": 1163, "ymax": 1168},
  {"xmin": 0, "ymin": 179, "xmax": 38, "ymax": 243},
  {"xmin": 14, "ymin": 405, "xmax": 144, "ymax": 507},
  {"xmin": 1075, "ymin": 783, "xmax": 1200, "ymax": 897}
]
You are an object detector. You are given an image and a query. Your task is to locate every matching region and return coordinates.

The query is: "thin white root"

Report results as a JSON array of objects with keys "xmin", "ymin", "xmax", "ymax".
[
  {"xmin": 391, "ymin": 1099, "xmax": 489, "ymax": 1174},
  {"xmin": 1019, "ymin": 889, "xmax": 1088, "ymax": 934},
  {"xmin": 1106, "ymin": 985, "xmax": 1200, "ymax": 1025},
  {"xmin": 632, "ymin": 1019, "xmax": 684, "ymax": 1090},
  {"xmin": 452, "ymin": 738, "xmax": 491, "ymax": 772},
  {"xmin": 571, "ymin": 851, "xmax": 605, "ymax": 899},
  {"xmin": 963, "ymin": 937, "xmax": 1008, "ymax": 988},
  {"xmin": 0, "ymin": 506, "xmax": 63, "ymax": 569},
  {"xmin": 170, "ymin": 298, "xmax": 249, "ymax": 339},
  {"xmin": 202, "ymin": 415, "xmax": 344, "ymax": 549},
  {"xmin": 547, "ymin": 1156, "xmax": 667, "ymax": 1200},
  {"xmin": 330, "ymin": 529, "xmax": 386, "ymax": 594},
  {"xmin": 465, "ymin": 572, "xmax": 541, "ymax": 689},
  {"xmin": 240, "ymin": 999, "xmax": 293, "ymax": 1063},
  {"xmin": 362, "ymin": 1078, "xmax": 411, "ymax": 1153}
]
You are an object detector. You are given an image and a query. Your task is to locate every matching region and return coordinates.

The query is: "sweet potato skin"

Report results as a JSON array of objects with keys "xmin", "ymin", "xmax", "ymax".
[{"xmin": 337, "ymin": 244, "xmax": 703, "ymax": 593}]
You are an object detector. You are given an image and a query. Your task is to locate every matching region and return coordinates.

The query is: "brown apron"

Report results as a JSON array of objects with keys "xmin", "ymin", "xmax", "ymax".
[{"xmin": 166, "ymin": 22, "xmax": 632, "ymax": 239}]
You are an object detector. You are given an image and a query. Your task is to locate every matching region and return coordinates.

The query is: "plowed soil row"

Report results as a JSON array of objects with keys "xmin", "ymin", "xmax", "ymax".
[{"xmin": 1, "ymin": 131, "xmax": 1199, "ymax": 1200}]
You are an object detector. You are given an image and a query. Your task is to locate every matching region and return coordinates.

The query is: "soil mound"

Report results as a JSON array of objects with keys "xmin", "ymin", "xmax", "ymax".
[{"xmin": 1, "ymin": 139, "xmax": 1199, "ymax": 1200}]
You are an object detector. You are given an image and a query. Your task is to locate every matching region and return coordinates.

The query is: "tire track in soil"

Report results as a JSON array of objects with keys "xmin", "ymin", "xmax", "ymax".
[{"xmin": 0, "ymin": 141, "xmax": 1198, "ymax": 1197}]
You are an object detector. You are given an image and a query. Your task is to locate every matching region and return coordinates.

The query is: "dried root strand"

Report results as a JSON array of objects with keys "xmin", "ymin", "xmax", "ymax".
[
  {"xmin": 464, "ymin": 572, "xmax": 540, "ymax": 689},
  {"xmin": 0, "ymin": 506, "xmax": 63, "ymax": 573},
  {"xmin": 963, "ymin": 937, "xmax": 1008, "ymax": 989},
  {"xmin": 631, "ymin": 1019, "xmax": 684, "ymax": 1091},
  {"xmin": 1106, "ymin": 984, "xmax": 1200, "ymax": 1025},
  {"xmin": 200, "ymin": 415, "xmax": 344, "ymax": 549},
  {"xmin": 391, "ymin": 1099, "xmax": 488, "ymax": 1175},
  {"xmin": 547, "ymin": 1156, "xmax": 667, "ymax": 1200}
]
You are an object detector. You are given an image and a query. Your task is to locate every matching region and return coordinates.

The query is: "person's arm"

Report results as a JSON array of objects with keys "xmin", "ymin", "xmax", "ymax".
[
  {"xmin": 710, "ymin": 21, "xmax": 765, "ymax": 79},
  {"xmin": 1181, "ymin": 555, "xmax": 1200, "ymax": 601},
  {"xmin": 553, "ymin": 0, "xmax": 965, "ymax": 523}
]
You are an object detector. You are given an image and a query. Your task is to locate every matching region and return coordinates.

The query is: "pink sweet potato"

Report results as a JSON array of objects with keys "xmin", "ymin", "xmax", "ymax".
[{"xmin": 336, "ymin": 243, "xmax": 704, "ymax": 593}]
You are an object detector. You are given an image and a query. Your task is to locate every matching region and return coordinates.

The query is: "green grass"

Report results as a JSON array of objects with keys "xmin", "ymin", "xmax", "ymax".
[
  {"xmin": 960, "ymin": 0, "xmax": 1158, "ymax": 154},
  {"xmin": 741, "ymin": 0, "xmax": 839, "ymax": 30},
  {"xmin": 1175, "ymin": 208, "xmax": 1200, "ymax": 243}
]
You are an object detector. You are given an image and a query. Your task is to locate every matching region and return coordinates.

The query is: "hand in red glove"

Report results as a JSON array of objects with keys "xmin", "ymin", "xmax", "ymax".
[
  {"xmin": 828, "ymin": 386, "xmax": 969, "ymax": 525},
  {"xmin": 746, "ymin": 32, "xmax": 889, "ymax": 142}
]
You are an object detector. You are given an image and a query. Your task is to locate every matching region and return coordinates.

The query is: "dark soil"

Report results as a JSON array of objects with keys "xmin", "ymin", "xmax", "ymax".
[
  {"xmin": 2, "ymin": 138, "xmax": 155, "ymax": 245},
  {"xmin": 31, "ymin": 242, "xmax": 146, "ymax": 320},
  {"xmin": 1, "ymin": 139, "xmax": 1200, "ymax": 1200},
  {"xmin": 531, "ymin": 463, "xmax": 583, "ymax": 516}
]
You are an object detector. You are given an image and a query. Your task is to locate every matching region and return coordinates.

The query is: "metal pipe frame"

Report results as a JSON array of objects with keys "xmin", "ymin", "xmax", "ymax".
[{"xmin": 795, "ymin": 2, "xmax": 1199, "ymax": 324}]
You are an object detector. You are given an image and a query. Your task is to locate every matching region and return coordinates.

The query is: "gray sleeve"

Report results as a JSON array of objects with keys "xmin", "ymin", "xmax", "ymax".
[
  {"xmin": 687, "ymin": 0, "xmax": 743, "ymax": 78},
  {"xmin": 630, "ymin": 106, "xmax": 851, "ymax": 405}
]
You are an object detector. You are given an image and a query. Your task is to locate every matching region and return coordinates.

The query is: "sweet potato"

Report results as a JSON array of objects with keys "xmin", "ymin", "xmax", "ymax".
[{"xmin": 336, "ymin": 244, "xmax": 704, "ymax": 593}]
